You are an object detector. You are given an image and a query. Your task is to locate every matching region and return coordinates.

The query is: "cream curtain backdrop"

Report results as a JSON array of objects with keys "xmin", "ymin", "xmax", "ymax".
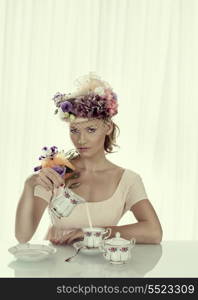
[{"xmin": 0, "ymin": 0, "xmax": 197, "ymax": 243}]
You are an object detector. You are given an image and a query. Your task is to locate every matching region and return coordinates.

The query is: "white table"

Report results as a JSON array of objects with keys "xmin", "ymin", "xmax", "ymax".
[{"xmin": 1, "ymin": 240, "xmax": 198, "ymax": 278}]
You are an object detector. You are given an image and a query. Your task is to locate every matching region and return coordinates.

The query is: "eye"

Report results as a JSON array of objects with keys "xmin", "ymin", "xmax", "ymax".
[
  {"xmin": 87, "ymin": 127, "xmax": 96, "ymax": 133},
  {"xmin": 70, "ymin": 128, "xmax": 79, "ymax": 134}
]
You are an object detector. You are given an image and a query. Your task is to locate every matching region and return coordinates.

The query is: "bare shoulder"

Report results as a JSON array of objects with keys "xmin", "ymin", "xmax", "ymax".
[
  {"xmin": 106, "ymin": 163, "xmax": 125, "ymax": 176},
  {"xmin": 97, "ymin": 163, "xmax": 125, "ymax": 184}
]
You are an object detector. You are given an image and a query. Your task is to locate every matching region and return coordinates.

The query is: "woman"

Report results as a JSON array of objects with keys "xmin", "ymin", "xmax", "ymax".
[{"xmin": 15, "ymin": 72, "xmax": 163, "ymax": 245}]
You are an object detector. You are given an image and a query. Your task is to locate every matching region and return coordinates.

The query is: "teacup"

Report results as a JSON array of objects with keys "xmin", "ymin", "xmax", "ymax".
[
  {"xmin": 82, "ymin": 227, "xmax": 112, "ymax": 248},
  {"xmin": 99, "ymin": 232, "xmax": 136, "ymax": 264}
]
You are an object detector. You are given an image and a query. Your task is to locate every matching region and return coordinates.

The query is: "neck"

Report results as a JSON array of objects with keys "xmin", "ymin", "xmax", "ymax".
[{"xmin": 76, "ymin": 150, "xmax": 110, "ymax": 172}]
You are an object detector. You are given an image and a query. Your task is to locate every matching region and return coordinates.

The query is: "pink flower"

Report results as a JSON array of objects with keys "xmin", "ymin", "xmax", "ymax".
[
  {"xmin": 109, "ymin": 108, "xmax": 115, "ymax": 115},
  {"xmin": 94, "ymin": 232, "xmax": 101, "ymax": 237},
  {"xmin": 108, "ymin": 247, "xmax": 117, "ymax": 252},
  {"xmin": 106, "ymin": 97, "xmax": 117, "ymax": 108},
  {"xmin": 120, "ymin": 247, "xmax": 128, "ymax": 252},
  {"xmin": 71, "ymin": 199, "xmax": 78, "ymax": 204}
]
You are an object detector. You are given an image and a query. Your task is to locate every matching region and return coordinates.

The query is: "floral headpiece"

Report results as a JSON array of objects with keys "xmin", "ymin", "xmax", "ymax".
[{"xmin": 52, "ymin": 72, "xmax": 118, "ymax": 122}]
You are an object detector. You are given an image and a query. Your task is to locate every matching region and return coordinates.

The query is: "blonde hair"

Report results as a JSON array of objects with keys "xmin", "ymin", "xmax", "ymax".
[{"xmin": 103, "ymin": 119, "xmax": 120, "ymax": 153}]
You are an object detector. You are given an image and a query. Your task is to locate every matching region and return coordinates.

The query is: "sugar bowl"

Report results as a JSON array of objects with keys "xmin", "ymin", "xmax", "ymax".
[{"xmin": 99, "ymin": 232, "xmax": 136, "ymax": 264}]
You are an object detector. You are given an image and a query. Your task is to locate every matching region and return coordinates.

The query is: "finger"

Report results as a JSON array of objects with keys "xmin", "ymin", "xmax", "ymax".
[
  {"xmin": 63, "ymin": 172, "xmax": 77, "ymax": 184},
  {"xmin": 68, "ymin": 239, "xmax": 78, "ymax": 245},
  {"xmin": 59, "ymin": 231, "xmax": 77, "ymax": 244},
  {"xmin": 40, "ymin": 170, "xmax": 60, "ymax": 188},
  {"xmin": 46, "ymin": 168, "xmax": 65, "ymax": 185},
  {"xmin": 67, "ymin": 231, "xmax": 83, "ymax": 244},
  {"xmin": 40, "ymin": 169, "xmax": 63, "ymax": 189},
  {"xmin": 54, "ymin": 230, "xmax": 69, "ymax": 244},
  {"xmin": 37, "ymin": 176, "xmax": 53, "ymax": 191},
  {"xmin": 70, "ymin": 172, "xmax": 80, "ymax": 179},
  {"xmin": 60, "ymin": 240, "xmax": 68, "ymax": 245},
  {"xmin": 61, "ymin": 234, "xmax": 74, "ymax": 244},
  {"xmin": 68, "ymin": 182, "xmax": 81, "ymax": 189},
  {"xmin": 56, "ymin": 230, "xmax": 64, "ymax": 242},
  {"xmin": 67, "ymin": 235, "xmax": 82, "ymax": 244},
  {"xmin": 38, "ymin": 173, "xmax": 54, "ymax": 190},
  {"xmin": 50, "ymin": 239, "xmax": 58, "ymax": 245},
  {"xmin": 67, "ymin": 237, "xmax": 76, "ymax": 244}
]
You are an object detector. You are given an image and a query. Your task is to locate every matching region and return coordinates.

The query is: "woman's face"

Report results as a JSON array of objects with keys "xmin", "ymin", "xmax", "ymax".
[{"xmin": 69, "ymin": 118, "xmax": 112, "ymax": 157}]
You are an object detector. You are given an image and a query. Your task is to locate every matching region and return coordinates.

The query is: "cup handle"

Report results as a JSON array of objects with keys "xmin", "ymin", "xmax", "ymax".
[
  {"xmin": 130, "ymin": 238, "xmax": 136, "ymax": 246},
  {"xmin": 103, "ymin": 228, "xmax": 112, "ymax": 240}
]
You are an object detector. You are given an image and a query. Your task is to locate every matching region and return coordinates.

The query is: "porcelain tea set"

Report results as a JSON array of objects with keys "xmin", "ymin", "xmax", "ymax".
[
  {"xmin": 9, "ymin": 147, "xmax": 136, "ymax": 264},
  {"xmin": 75, "ymin": 227, "xmax": 136, "ymax": 265},
  {"xmin": 9, "ymin": 183, "xmax": 136, "ymax": 264},
  {"xmin": 9, "ymin": 228, "xmax": 136, "ymax": 265},
  {"xmin": 48, "ymin": 185, "xmax": 136, "ymax": 264}
]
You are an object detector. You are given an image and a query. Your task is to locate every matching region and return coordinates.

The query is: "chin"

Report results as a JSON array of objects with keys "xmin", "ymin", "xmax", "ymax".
[{"xmin": 80, "ymin": 151, "xmax": 93, "ymax": 156}]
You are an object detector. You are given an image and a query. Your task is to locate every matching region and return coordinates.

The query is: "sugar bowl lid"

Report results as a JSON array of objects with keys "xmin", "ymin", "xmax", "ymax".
[{"xmin": 105, "ymin": 232, "xmax": 131, "ymax": 246}]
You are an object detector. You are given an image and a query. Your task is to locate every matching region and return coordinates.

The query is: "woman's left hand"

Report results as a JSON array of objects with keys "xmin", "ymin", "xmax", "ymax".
[{"xmin": 50, "ymin": 229, "xmax": 84, "ymax": 245}]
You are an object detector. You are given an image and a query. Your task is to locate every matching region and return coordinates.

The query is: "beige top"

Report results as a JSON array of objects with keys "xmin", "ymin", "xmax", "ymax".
[{"xmin": 34, "ymin": 169, "xmax": 148, "ymax": 238}]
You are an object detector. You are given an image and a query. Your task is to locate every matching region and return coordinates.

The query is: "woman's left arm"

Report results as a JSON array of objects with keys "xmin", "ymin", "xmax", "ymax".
[
  {"xmin": 52, "ymin": 199, "xmax": 163, "ymax": 245},
  {"xmin": 104, "ymin": 199, "xmax": 163, "ymax": 244}
]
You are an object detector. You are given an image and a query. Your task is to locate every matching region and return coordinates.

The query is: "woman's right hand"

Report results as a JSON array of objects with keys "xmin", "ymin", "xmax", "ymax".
[{"xmin": 25, "ymin": 168, "xmax": 65, "ymax": 191}]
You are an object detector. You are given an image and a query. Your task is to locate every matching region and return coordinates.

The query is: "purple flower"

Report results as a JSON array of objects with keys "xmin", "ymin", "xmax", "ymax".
[
  {"xmin": 34, "ymin": 166, "xmax": 42, "ymax": 172},
  {"xmin": 52, "ymin": 93, "xmax": 65, "ymax": 108},
  {"xmin": 60, "ymin": 101, "xmax": 73, "ymax": 113},
  {"xmin": 57, "ymin": 91, "xmax": 118, "ymax": 120},
  {"xmin": 39, "ymin": 155, "xmax": 46, "ymax": 160},
  {"xmin": 52, "ymin": 92, "xmax": 62, "ymax": 100},
  {"xmin": 52, "ymin": 165, "xmax": 66, "ymax": 177},
  {"xmin": 71, "ymin": 95, "xmax": 106, "ymax": 118},
  {"xmin": 50, "ymin": 146, "xmax": 58, "ymax": 153}
]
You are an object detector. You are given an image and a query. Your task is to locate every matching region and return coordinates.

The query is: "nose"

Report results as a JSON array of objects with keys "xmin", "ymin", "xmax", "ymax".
[{"xmin": 78, "ymin": 133, "xmax": 86, "ymax": 145}]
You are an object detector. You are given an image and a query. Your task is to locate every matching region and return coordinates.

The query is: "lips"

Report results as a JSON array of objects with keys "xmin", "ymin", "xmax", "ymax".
[{"xmin": 78, "ymin": 147, "xmax": 89, "ymax": 149}]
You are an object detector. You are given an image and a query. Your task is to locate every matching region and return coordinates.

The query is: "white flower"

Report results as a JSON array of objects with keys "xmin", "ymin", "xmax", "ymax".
[
  {"xmin": 64, "ymin": 112, "xmax": 69, "ymax": 118},
  {"xmin": 94, "ymin": 86, "xmax": 105, "ymax": 96},
  {"xmin": 74, "ymin": 72, "xmax": 101, "ymax": 90},
  {"xmin": 69, "ymin": 114, "xmax": 76, "ymax": 121},
  {"xmin": 42, "ymin": 148, "xmax": 52, "ymax": 157},
  {"xmin": 69, "ymin": 91, "xmax": 81, "ymax": 98}
]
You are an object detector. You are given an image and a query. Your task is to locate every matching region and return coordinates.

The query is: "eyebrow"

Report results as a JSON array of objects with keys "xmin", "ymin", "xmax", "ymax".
[{"xmin": 70, "ymin": 125, "xmax": 97, "ymax": 129}]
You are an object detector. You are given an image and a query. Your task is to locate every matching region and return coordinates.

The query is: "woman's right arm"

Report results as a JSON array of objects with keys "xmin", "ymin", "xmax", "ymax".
[
  {"xmin": 15, "ymin": 169, "xmax": 65, "ymax": 243},
  {"xmin": 15, "ymin": 181, "xmax": 47, "ymax": 243}
]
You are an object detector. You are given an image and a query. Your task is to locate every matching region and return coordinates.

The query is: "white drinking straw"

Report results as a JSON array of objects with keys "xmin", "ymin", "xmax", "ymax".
[{"xmin": 85, "ymin": 202, "xmax": 93, "ymax": 230}]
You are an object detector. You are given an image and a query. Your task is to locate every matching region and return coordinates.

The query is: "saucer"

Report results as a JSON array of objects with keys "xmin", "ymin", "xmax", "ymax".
[
  {"xmin": 73, "ymin": 241, "xmax": 101, "ymax": 255},
  {"xmin": 8, "ymin": 243, "xmax": 57, "ymax": 262}
]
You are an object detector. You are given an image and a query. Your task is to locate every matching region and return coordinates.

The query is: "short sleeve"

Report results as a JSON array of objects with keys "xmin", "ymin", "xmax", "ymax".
[
  {"xmin": 123, "ymin": 174, "xmax": 148, "ymax": 213},
  {"xmin": 34, "ymin": 185, "xmax": 52, "ymax": 203}
]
